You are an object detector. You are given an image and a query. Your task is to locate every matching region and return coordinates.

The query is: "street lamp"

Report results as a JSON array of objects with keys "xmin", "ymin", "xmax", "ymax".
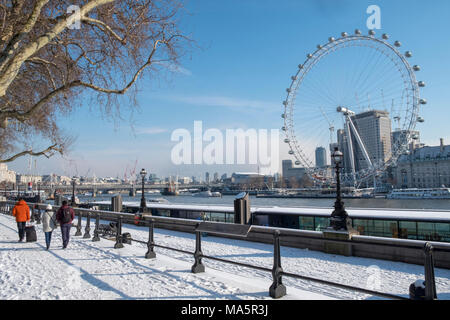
[
  {"xmin": 140, "ymin": 168, "xmax": 147, "ymax": 213},
  {"xmin": 329, "ymin": 147, "xmax": 352, "ymax": 231},
  {"xmin": 71, "ymin": 176, "xmax": 76, "ymax": 206}
]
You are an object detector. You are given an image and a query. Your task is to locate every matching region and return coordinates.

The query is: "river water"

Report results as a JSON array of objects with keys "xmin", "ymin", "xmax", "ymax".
[{"xmin": 78, "ymin": 193, "xmax": 450, "ymax": 211}]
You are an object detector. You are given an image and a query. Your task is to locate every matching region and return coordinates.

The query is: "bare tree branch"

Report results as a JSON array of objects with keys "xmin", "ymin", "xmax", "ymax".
[
  {"xmin": 0, "ymin": 143, "xmax": 63, "ymax": 163},
  {"xmin": 0, "ymin": 0, "xmax": 191, "ymax": 164},
  {"xmin": 81, "ymin": 17, "xmax": 126, "ymax": 44}
]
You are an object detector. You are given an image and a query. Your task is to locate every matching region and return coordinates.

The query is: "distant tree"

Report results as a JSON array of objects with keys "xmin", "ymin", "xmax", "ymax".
[
  {"xmin": 299, "ymin": 174, "xmax": 313, "ymax": 188},
  {"xmin": 0, "ymin": 0, "xmax": 190, "ymax": 163},
  {"xmin": 288, "ymin": 176, "xmax": 299, "ymax": 189}
]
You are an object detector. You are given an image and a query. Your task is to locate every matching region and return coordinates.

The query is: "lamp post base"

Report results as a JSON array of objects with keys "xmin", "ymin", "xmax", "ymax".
[{"xmin": 323, "ymin": 228, "xmax": 359, "ymax": 257}]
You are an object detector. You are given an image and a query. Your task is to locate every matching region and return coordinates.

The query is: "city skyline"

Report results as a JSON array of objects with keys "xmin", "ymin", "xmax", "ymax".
[{"xmin": 6, "ymin": 0, "xmax": 450, "ymax": 178}]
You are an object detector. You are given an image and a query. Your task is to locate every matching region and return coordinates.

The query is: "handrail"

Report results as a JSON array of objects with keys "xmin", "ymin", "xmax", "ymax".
[{"xmin": 0, "ymin": 200, "xmax": 445, "ymax": 300}]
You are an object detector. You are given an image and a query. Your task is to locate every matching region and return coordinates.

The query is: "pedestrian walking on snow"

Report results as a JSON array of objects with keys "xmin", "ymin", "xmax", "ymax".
[
  {"xmin": 42, "ymin": 204, "xmax": 58, "ymax": 250},
  {"xmin": 12, "ymin": 198, "xmax": 30, "ymax": 242},
  {"xmin": 56, "ymin": 200, "xmax": 75, "ymax": 249}
]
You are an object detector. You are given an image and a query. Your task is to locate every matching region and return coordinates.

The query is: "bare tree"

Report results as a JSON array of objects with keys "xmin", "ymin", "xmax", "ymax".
[{"xmin": 0, "ymin": 0, "xmax": 190, "ymax": 163}]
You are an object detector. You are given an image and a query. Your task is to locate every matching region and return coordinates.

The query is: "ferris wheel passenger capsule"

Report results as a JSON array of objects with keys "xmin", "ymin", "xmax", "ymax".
[
  {"xmin": 288, "ymin": 150, "xmax": 294, "ymax": 155},
  {"xmin": 281, "ymin": 113, "xmax": 286, "ymax": 119},
  {"xmin": 295, "ymin": 161, "xmax": 301, "ymax": 166},
  {"xmin": 286, "ymin": 88, "xmax": 291, "ymax": 93},
  {"xmin": 369, "ymin": 30, "xmax": 376, "ymax": 36},
  {"xmin": 417, "ymin": 117, "xmax": 425, "ymax": 123},
  {"xmin": 284, "ymin": 138, "xmax": 290, "ymax": 143},
  {"xmin": 382, "ymin": 34, "xmax": 389, "ymax": 40},
  {"xmin": 413, "ymin": 65, "xmax": 421, "ymax": 71},
  {"xmin": 355, "ymin": 29, "xmax": 361, "ymax": 35},
  {"xmin": 291, "ymin": 76, "xmax": 297, "ymax": 81},
  {"xmin": 394, "ymin": 41, "xmax": 401, "ymax": 47},
  {"xmin": 341, "ymin": 32, "xmax": 348, "ymax": 37},
  {"xmin": 328, "ymin": 37, "xmax": 335, "ymax": 42},
  {"xmin": 281, "ymin": 126, "xmax": 286, "ymax": 131},
  {"xmin": 405, "ymin": 51, "xmax": 413, "ymax": 58},
  {"xmin": 419, "ymin": 99, "xmax": 427, "ymax": 105},
  {"xmin": 418, "ymin": 81, "xmax": 426, "ymax": 87},
  {"xmin": 283, "ymin": 101, "xmax": 288, "ymax": 106},
  {"xmin": 307, "ymin": 53, "xmax": 313, "ymax": 59},
  {"xmin": 298, "ymin": 64, "xmax": 303, "ymax": 69}
]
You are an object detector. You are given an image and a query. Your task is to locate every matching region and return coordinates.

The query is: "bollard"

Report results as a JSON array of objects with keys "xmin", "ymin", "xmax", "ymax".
[
  {"xmin": 145, "ymin": 219, "xmax": 156, "ymax": 259},
  {"xmin": 36, "ymin": 208, "xmax": 42, "ymax": 224},
  {"xmin": 34, "ymin": 205, "xmax": 41, "ymax": 224},
  {"xmin": 114, "ymin": 216, "xmax": 124, "ymax": 249},
  {"xmin": 424, "ymin": 243, "xmax": 437, "ymax": 300},
  {"xmin": 92, "ymin": 213, "xmax": 100, "ymax": 242},
  {"xmin": 30, "ymin": 206, "xmax": 35, "ymax": 223},
  {"xmin": 234, "ymin": 192, "xmax": 251, "ymax": 224},
  {"xmin": 75, "ymin": 212, "xmax": 82, "ymax": 236},
  {"xmin": 269, "ymin": 230, "xmax": 286, "ymax": 299},
  {"xmin": 83, "ymin": 212, "xmax": 91, "ymax": 239},
  {"xmin": 191, "ymin": 229, "xmax": 205, "ymax": 273},
  {"xmin": 111, "ymin": 195, "xmax": 123, "ymax": 213}
]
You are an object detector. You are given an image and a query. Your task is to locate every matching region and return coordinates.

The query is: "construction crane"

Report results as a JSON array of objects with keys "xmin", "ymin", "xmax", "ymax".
[
  {"xmin": 83, "ymin": 168, "xmax": 91, "ymax": 183},
  {"xmin": 123, "ymin": 164, "xmax": 129, "ymax": 184},
  {"xmin": 129, "ymin": 159, "xmax": 138, "ymax": 184},
  {"xmin": 319, "ymin": 106, "xmax": 335, "ymax": 144}
]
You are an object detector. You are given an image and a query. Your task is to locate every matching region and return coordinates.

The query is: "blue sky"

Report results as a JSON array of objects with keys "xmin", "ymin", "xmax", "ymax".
[{"xmin": 9, "ymin": 0, "xmax": 450, "ymax": 179}]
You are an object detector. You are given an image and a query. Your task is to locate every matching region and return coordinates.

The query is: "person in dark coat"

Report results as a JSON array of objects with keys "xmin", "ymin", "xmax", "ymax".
[{"xmin": 56, "ymin": 200, "xmax": 75, "ymax": 249}]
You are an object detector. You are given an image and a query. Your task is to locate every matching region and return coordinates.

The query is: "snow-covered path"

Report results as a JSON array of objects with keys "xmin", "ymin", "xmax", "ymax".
[
  {"xmin": 1, "ymin": 212, "xmax": 449, "ymax": 300},
  {"xmin": 0, "ymin": 213, "xmax": 329, "ymax": 300}
]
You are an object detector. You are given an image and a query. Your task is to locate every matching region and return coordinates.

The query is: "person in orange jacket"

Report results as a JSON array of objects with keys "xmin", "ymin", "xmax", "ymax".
[{"xmin": 12, "ymin": 198, "xmax": 31, "ymax": 242}]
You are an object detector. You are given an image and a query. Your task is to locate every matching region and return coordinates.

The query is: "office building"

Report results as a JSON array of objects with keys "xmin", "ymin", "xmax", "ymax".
[{"xmin": 315, "ymin": 147, "xmax": 327, "ymax": 168}]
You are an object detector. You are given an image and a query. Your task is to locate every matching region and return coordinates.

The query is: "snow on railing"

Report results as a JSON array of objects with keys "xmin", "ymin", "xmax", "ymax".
[{"xmin": 0, "ymin": 200, "xmax": 447, "ymax": 300}]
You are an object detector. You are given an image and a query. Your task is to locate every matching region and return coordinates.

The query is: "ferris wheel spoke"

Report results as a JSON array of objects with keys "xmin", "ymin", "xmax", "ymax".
[{"xmin": 283, "ymin": 32, "xmax": 421, "ymax": 185}]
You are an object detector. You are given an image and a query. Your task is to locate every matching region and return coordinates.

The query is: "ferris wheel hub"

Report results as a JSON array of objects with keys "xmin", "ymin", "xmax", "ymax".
[
  {"xmin": 282, "ymin": 29, "xmax": 424, "ymax": 187},
  {"xmin": 337, "ymin": 106, "xmax": 355, "ymax": 115}
]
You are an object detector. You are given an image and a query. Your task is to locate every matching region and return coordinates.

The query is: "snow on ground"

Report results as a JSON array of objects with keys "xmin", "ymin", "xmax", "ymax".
[
  {"xmin": 0, "ymin": 213, "xmax": 328, "ymax": 300},
  {"xmin": 1, "ymin": 212, "xmax": 449, "ymax": 300}
]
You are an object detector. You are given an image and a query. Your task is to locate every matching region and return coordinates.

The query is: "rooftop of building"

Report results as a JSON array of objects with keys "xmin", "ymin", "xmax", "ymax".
[{"xmin": 398, "ymin": 139, "xmax": 450, "ymax": 162}]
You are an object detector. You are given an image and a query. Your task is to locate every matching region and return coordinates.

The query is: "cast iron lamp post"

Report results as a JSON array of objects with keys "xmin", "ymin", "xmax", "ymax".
[
  {"xmin": 140, "ymin": 168, "xmax": 147, "ymax": 213},
  {"xmin": 71, "ymin": 176, "xmax": 76, "ymax": 206},
  {"xmin": 329, "ymin": 147, "xmax": 351, "ymax": 231}
]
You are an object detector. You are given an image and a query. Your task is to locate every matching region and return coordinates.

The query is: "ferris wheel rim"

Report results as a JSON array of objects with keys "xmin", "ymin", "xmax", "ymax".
[{"xmin": 282, "ymin": 31, "xmax": 423, "ymax": 185}]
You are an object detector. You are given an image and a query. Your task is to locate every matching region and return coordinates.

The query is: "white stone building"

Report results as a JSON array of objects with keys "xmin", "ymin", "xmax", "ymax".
[
  {"xmin": 0, "ymin": 164, "xmax": 16, "ymax": 183},
  {"xmin": 393, "ymin": 139, "xmax": 450, "ymax": 188}
]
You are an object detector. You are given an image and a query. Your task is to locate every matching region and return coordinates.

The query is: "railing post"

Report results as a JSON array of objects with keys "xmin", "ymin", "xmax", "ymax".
[
  {"xmin": 114, "ymin": 216, "xmax": 124, "ymax": 249},
  {"xmin": 269, "ymin": 230, "xmax": 286, "ymax": 299},
  {"xmin": 75, "ymin": 211, "xmax": 82, "ymax": 236},
  {"xmin": 424, "ymin": 242, "xmax": 437, "ymax": 300},
  {"xmin": 145, "ymin": 219, "xmax": 156, "ymax": 259},
  {"xmin": 83, "ymin": 212, "xmax": 91, "ymax": 239},
  {"xmin": 30, "ymin": 206, "xmax": 35, "ymax": 223},
  {"xmin": 191, "ymin": 228, "xmax": 205, "ymax": 273},
  {"xmin": 92, "ymin": 213, "xmax": 100, "ymax": 242}
]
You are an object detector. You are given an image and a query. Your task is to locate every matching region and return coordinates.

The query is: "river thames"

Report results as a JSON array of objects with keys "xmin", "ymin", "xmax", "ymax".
[{"xmin": 78, "ymin": 193, "xmax": 450, "ymax": 211}]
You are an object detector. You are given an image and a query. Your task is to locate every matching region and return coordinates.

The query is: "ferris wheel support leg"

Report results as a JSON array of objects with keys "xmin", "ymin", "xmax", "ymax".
[{"xmin": 347, "ymin": 116, "xmax": 373, "ymax": 169}]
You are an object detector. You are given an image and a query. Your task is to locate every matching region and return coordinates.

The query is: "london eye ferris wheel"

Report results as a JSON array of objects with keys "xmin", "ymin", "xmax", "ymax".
[{"xmin": 281, "ymin": 29, "xmax": 426, "ymax": 187}]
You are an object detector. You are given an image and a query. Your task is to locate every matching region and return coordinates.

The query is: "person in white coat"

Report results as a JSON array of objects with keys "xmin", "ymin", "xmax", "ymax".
[{"xmin": 42, "ymin": 204, "xmax": 58, "ymax": 250}]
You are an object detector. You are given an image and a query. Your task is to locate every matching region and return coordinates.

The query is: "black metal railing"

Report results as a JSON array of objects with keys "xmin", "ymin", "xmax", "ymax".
[{"xmin": 1, "ymin": 200, "xmax": 448, "ymax": 300}]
